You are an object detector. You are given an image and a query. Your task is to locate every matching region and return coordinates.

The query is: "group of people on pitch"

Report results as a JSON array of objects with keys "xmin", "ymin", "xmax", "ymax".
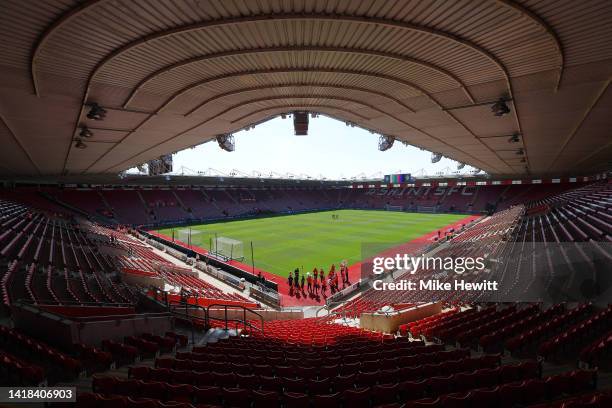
[{"xmin": 288, "ymin": 263, "xmax": 351, "ymax": 298}]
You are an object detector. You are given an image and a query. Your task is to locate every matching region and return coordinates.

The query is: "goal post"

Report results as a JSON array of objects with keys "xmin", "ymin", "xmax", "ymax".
[
  {"xmin": 385, "ymin": 204, "xmax": 404, "ymax": 211},
  {"xmin": 211, "ymin": 236, "xmax": 244, "ymax": 261},
  {"xmin": 177, "ymin": 229, "xmax": 201, "ymax": 246}
]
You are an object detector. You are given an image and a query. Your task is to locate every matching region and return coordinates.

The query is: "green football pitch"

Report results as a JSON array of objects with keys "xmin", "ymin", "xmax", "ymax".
[{"xmin": 157, "ymin": 210, "xmax": 467, "ymax": 278}]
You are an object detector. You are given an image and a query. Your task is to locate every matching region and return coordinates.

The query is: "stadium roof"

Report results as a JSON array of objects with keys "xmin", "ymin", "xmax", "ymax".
[{"xmin": 1, "ymin": 0, "xmax": 611, "ymax": 178}]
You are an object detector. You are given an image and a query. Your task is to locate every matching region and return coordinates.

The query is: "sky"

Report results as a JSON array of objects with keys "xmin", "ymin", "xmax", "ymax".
[{"xmin": 163, "ymin": 115, "xmax": 477, "ymax": 180}]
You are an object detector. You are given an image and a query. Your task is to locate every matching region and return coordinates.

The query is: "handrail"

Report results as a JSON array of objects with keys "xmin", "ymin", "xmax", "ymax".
[
  {"xmin": 206, "ymin": 303, "xmax": 265, "ymax": 335},
  {"xmin": 167, "ymin": 300, "xmax": 265, "ymax": 337}
]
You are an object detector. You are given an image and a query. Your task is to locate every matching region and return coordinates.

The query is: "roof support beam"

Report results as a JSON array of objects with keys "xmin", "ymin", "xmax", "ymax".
[
  {"xmin": 93, "ymin": 95, "xmax": 503, "ymax": 175},
  {"xmin": 122, "ymin": 46, "xmax": 474, "ymax": 108},
  {"xmin": 184, "ymin": 83, "xmax": 416, "ymax": 116}
]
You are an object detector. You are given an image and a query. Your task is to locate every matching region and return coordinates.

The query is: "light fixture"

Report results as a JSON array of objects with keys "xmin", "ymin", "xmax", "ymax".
[
  {"xmin": 79, "ymin": 126, "xmax": 93, "ymax": 138},
  {"xmin": 74, "ymin": 139, "xmax": 87, "ymax": 149},
  {"xmin": 378, "ymin": 135, "xmax": 395, "ymax": 151},
  {"xmin": 491, "ymin": 98, "xmax": 510, "ymax": 117},
  {"xmin": 508, "ymin": 133, "xmax": 520, "ymax": 143},
  {"xmin": 86, "ymin": 103, "xmax": 107, "ymax": 120},
  {"xmin": 216, "ymin": 134, "xmax": 235, "ymax": 152}
]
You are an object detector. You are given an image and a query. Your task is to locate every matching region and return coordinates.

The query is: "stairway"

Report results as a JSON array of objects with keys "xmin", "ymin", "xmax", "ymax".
[
  {"xmin": 136, "ymin": 191, "xmax": 154, "ymax": 222},
  {"xmin": 172, "ymin": 190, "xmax": 193, "ymax": 219},
  {"xmin": 197, "ymin": 327, "xmax": 240, "ymax": 346},
  {"xmin": 97, "ymin": 191, "xmax": 113, "ymax": 213}
]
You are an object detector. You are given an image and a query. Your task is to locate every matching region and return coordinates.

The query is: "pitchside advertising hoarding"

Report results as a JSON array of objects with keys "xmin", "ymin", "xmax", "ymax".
[{"xmin": 360, "ymin": 242, "xmax": 612, "ymax": 303}]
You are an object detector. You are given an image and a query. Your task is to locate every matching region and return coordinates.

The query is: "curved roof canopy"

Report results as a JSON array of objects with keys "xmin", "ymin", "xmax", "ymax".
[{"xmin": 0, "ymin": 0, "xmax": 611, "ymax": 177}]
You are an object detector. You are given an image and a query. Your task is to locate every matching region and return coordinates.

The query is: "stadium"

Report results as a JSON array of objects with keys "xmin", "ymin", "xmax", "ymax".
[{"xmin": 0, "ymin": 0, "xmax": 611, "ymax": 407}]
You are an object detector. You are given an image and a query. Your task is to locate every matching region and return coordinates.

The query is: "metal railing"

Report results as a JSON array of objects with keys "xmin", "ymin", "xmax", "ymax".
[
  {"xmin": 149, "ymin": 286, "xmax": 265, "ymax": 336},
  {"xmin": 206, "ymin": 303, "xmax": 265, "ymax": 335}
]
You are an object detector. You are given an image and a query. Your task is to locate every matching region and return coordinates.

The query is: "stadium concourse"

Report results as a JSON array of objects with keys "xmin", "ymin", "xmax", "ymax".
[{"xmin": 1, "ymin": 0, "xmax": 612, "ymax": 406}]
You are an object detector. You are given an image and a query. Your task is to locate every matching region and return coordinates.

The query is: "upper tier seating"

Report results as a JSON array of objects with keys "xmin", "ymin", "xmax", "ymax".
[{"xmin": 2, "ymin": 183, "xmax": 589, "ymax": 227}]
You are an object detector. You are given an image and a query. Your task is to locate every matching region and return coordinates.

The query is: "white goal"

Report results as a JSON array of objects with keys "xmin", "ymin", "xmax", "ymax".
[
  {"xmin": 211, "ymin": 236, "xmax": 244, "ymax": 261},
  {"xmin": 385, "ymin": 205, "xmax": 404, "ymax": 211},
  {"xmin": 177, "ymin": 229, "xmax": 201, "ymax": 245}
]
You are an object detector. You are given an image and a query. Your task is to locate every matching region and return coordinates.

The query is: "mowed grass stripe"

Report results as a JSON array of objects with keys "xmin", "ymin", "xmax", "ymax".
[{"xmin": 157, "ymin": 210, "xmax": 467, "ymax": 277}]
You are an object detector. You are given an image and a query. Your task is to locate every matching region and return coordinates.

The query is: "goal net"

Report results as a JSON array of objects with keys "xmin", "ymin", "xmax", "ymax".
[
  {"xmin": 385, "ymin": 205, "xmax": 404, "ymax": 211},
  {"xmin": 211, "ymin": 236, "xmax": 244, "ymax": 261},
  {"xmin": 417, "ymin": 205, "xmax": 437, "ymax": 213},
  {"xmin": 177, "ymin": 229, "xmax": 201, "ymax": 245}
]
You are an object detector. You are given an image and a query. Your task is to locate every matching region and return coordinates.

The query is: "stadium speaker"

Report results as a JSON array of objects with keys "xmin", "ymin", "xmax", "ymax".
[
  {"xmin": 79, "ymin": 126, "xmax": 93, "ymax": 138},
  {"xmin": 293, "ymin": 111, "xmax": 309, "ymax": 135},
  {"xmin": 508, "ymin": 133, "xmax": 520, "ymax": 143},
  {"xmin": 86, "ymin": 103, "xmax": 107, "ymax": 120},
  {"xmin": 491, "ymin": 98, "xmax": 511, "ymax": 116},
  {"xmin": 74, "ymin": 139, "xmax": 87, "ymax": 149},
  {"xmin": 431, "ymin": 152, "xmax": 443, "ymax": 163},
  {"xmin": 216, "ymin": 134, "xmax": 235, "ymax": 151},
  {"xmin": 378, "ymin": 135, "xmax": 395, "ymax": 151}
]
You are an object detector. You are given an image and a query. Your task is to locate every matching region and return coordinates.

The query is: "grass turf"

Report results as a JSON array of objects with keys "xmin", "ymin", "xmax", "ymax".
[{"xmin": 157, "ymin": 210, "xmax": 467, "ymax": 278}]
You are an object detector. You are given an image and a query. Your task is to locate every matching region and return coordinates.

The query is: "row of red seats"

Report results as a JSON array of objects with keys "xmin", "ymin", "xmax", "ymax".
[
  {"xmin": 154, "ymin": 348, "xmax": 473, "ymax": 380},
  {"xmin": 176, "ymin": 346, "xmax": 448, "ymax": 368},
  {"xmin": 74, "ymin": 343, "xmax": 113, "ymax": 375},
  {"xmin": 79, "ymin": 332, "xmax": 188, "ymax": 375},
  {"xmin": 401, "ymin": 369, "xmax": 597, "ymax": 408},
  {"xmin": 93, "ymin": 363, "xmax": 539, "ymax": 407},
  {"xmin": 539, "ymin": 306, "xmax": 612, "ymax": 359},
  {"xmin": 435, "ymin": 307, "xmax": 513, "ymax": 342},
  {"xmin": 479, "ymin": 303, "xmax": 566, "ymax": 352},
  {"xmin": 0, "ymin": 349, "xmax": 45, "ymax": 385},
  {"xmin": 128, "ymin": 355, "xmax": 501, "ymax": 389},
  {"xmin": 76, "ymin": 392, "xmax": 191, "ymax": 408},
  {"xmin": 186, "ymin": 342, "xmax": 444, "ymax": 361},
  {"xmin": 191, "ymin": 337, "xmax": 429, "ymax": 359},
  {"xmin": 410, "ymin": 309, "xmax": 478, "ymax": 338},
  {"xmin": 505, "ymin": 303, "xmax": 593, "ymax": 354},
  {"xmin": 0, "ymin": 325, "xmax": 81, "ymax": 382},
  {"xmin": 101, "ymin": 339, "xmax": 139, "ymax": 367},
  {"xmin": 399, "ymin": 307, "xmax": 459, "ymax": 337},
  {"xmin": 529, "ymin": 388, "xmax": 612, "ymax": 408},
  {"xmin": 88, "ymin": 361, "xmax": 550, "ymax": 408},
  {"xmin": 420, "ymin": 307, "xmax": 496, "ymax": 340},
  {"xmin": 101, "ymin": 333, "xmax": 181, "ymax": 367},
  {"xmin": 456, "ymin": 305, "xmax": 539, "ymax": 347},
  {"xmin": 579, "ymin": 328, "xmax": 612, "ymax": 368}
]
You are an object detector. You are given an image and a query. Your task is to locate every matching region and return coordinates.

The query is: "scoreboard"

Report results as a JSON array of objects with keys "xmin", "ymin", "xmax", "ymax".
[{"xmin": 384, "ymin": 173, "xmax": 414, "ymax": 184}]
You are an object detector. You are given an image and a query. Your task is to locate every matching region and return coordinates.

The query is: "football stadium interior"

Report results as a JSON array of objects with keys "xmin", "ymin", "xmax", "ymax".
[{"xmin": 1, "ymin": 0, "xmax": 612, "ymax": 407}]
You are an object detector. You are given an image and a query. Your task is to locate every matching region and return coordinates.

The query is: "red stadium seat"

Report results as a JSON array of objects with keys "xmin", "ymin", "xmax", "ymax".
[
  {"xmin": 222, "ymin": 388, "xmax": 251, "ymax": 408},
  {"xmin": 283, "ymin": 392, "xmax": 310, "ymax": 408},
  {"xmin": 252, "ymin": 390, "xmax": 280, "ymax": 408},
  {"xmin": 312, "ymin": 392, "xmax": 341, "ymax": 408}
]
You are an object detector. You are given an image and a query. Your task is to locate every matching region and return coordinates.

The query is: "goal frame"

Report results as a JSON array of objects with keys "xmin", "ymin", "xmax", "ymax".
[{"xmin": 211, "ymin": 236, "xmax": 245, "ymax": 261}]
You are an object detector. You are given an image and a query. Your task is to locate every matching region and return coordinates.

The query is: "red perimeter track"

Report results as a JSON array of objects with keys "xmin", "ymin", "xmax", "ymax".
[{"xmin": 149, "ymin": 214, "xmax": 479, "ymax": 307}]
